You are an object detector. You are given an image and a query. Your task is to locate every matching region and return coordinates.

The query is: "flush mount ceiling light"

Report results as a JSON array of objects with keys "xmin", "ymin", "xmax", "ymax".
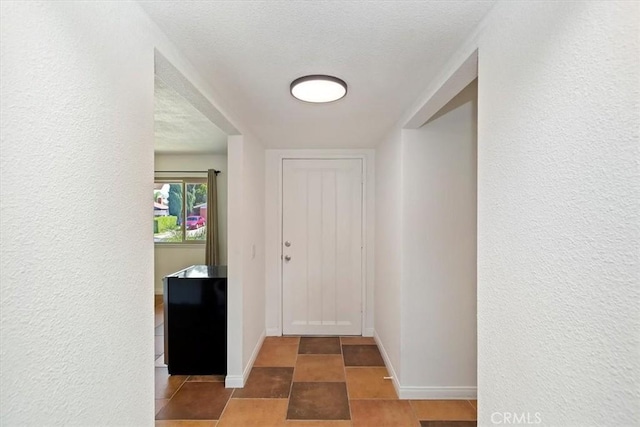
[{"xmin": 290, "ymin": 75, "xmax": 347, "ymax": 103}]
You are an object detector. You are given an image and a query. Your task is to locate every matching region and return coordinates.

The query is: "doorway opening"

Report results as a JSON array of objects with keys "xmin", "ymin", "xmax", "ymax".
[
  {"xmin": 152, "ymin": 50, "xmax": 237, "ymax": 414},
  {"xmin": 397, "ymin": 49, "xmax": 478, "ymax": 399}
]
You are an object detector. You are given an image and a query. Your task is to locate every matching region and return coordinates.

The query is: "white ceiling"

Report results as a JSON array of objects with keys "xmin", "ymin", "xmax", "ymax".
[
  {"xmin": 154, "ymin": 76, "xmax": 228, "ymax": 154},
  {"xmin": 141, "ymin": 1, "xmax": 495, "ymax": 149}
]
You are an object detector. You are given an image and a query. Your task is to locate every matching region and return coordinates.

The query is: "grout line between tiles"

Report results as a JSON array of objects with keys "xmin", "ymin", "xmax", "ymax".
[
  {"xmin": 155, "ymin": 320, "xmax": 187, "ymax": 403},
  {"xmin": 284, "ymin": 335, "xmax": 300, "ymax": 420},
  {"xmin": 408, "ymin": 399, "xmax": 423, "ymax": 427},
  {"xmin": 341, "ymin": 339, "xmax": 355, "ymax": 424},
  {"xmin": 155, "ymin": 319, "xmax": 191, "ymax": 407},
  {"xmin": 215, "ymin": 385, "xmax": 235, "ymax": 424},
  {"xmin": 158, "ymin": 336, "xmax": 401, "ymax": 424},
  {"xmin": 165, "ymin": 374, "xmax": 187, "ymax": 401},
  {"xmin": 348, "ymin": 397, "xmax": 410, "ymax": 400}
]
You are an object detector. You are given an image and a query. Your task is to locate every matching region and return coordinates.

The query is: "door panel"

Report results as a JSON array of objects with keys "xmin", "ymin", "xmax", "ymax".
[{"xmin": 282, "ymin": 159, "xmax": 362, "ymax": 335}]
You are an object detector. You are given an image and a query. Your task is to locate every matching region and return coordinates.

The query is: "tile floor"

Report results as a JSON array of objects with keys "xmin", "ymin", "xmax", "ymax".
[{"xmin": 154, "ymin": 295, "xmax": 477, "ymax": 426}]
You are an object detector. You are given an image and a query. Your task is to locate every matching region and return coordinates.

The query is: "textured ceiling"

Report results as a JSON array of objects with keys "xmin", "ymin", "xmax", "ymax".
[
  {"xmin": 154, "ymin": 76, "xmax": 228, "ymax": 154},
  {"xmin": 141, "ymin": 1, "xmax": 495, "ymax": 148}
]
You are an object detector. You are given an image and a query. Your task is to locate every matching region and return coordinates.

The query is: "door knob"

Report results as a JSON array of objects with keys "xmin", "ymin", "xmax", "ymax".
[
  {"xmin": 285, "ymin": 241, "xmax": 291, "ymax": 247},
  {"xmin": 284, "ymin": 255, "xmax": 292, "ymax": 262}
]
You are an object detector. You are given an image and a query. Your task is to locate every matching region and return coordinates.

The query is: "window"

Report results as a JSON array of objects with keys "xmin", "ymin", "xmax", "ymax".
[{"xmin": 154, "ymin": 178, "xmax": 207, "ymax": 243}]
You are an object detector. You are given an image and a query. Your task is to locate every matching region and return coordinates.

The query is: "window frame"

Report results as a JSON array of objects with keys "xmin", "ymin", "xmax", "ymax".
[{"xmin": 154, "ymin": 176, "xmax": 208, "ymax": 245}]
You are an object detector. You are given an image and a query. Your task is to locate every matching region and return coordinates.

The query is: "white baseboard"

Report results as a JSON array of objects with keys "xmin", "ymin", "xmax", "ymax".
[
  {"xmin": 373, "ymin": 330, "xmax": 401, "ymax": 397},
  {"xmin": 225, "ymin": 330, "xmax": 265, "ymax": 389},
  {"xmin": 267, "ymin": 327, "xmax": 371, "ymax": 337},
  {"xmin": 398, "ymin": 386, "xmax": 477, "ymax": 399},
  {"xmin": 244, "ymin": 330, "xmax": 266, "ymax": 384},
  {"xmin": 373, "ymin": 330, "xmax": 477, "ymax": 400},
  {"xmin": 225, "ymin": 374, "xmax": 244, "ymax": 388},
  {"xmin": 266, "ymin": 327, "xmax": 281, "ymax": 336}
]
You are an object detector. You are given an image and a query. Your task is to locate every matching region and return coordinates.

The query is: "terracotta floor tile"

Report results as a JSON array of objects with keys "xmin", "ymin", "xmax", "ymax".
[
  {"xmin": 294, "ymin": 355, "xmax": 345, "ymax": 382},
  {"xmin": 340, "ymin": 337, "xmax": 375, "ymax": 345},
  {"xmin": 156, "ymin": 399, "xmax": 170, "ymax": 415},
  {"xmin": 254, "ymin": 341, "xmax": 299, "ymax": 367},
  {"xmin": 345, "ymin": 367, "xmax": 396, "ymax": 399},
  {"xmin": 285, "ymin": 422, "xmax": 352, "ymax": 427},
  {"xmin": 342, "ymin": 345, "xmax": 384, "ymax": 366},
  {"xmin": 410, "ymin": 400, "xmax": 476, "ymax": 421},
  {"xmin": 153, "ymin": 337, "xmax": 480, "ymax": 427},
  {"xmin": 155, "ymin": 367, "xmax": 188, "ymax": 399},
  {"xmin": 218, "ymin": 398, "xmax": 288, "ymax": 427},
  {"xmin": 420, "ymin": 422, "xmax": 476, "ymax": 427},
  {"xmin": 265, "ymin": 336, "xmax": 301, "ymax": 346},
  {"xmin": 156, "ymin": 382, "xmax": 233, "ymax": 420},
  {"xmin": 351, "ymin": 400, "xmax": 418, "ymax": 427},
  {"xmin": 299, "ymin": 337, "xmax": 342, "ymax": 354},
  {"xmin": 187, "ymin": 375, "xmax": 225, "ymax": 382},
  {"xmin": 287, "ymin": 382, "xmax": 350, "ymax": 420},
  {"xmin": 233, "ymin": 367, "xmax": 293, "ymax": 398},
  {"xmin": 155, "ymin": 421, "xmax": 217, "ymax": 427}
]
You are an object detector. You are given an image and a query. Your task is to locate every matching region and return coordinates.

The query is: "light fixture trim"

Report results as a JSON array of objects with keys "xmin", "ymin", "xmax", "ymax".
[{"xmin": 290, "ymin": 75, "xmax": 348, "ymax": 103}]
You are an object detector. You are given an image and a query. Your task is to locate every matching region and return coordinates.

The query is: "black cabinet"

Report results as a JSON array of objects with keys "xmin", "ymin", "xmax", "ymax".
[{"xmin": 163, "ymin": 265, "xmax": 227, "ymax": 375}]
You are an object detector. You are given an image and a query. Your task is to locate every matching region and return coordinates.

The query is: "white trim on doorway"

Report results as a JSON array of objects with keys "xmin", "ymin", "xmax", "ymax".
[{"xmin": 264, "ymin": 149, "xmax": 375, "ymax": 337}]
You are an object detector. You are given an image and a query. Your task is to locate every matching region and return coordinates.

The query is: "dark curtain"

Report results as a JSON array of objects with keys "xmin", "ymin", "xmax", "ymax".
[{"xmin": 205, "ymin": 169, "xmax": 219, "ymax": 265}]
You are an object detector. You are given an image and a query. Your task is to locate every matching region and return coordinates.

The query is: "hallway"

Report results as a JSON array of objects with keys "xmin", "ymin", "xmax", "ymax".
[{"xmin": 154, "ymin": 298, "xmax": 477, "ymax": 426}]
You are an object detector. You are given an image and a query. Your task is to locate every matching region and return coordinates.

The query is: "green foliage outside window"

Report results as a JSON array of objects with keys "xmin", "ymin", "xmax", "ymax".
[
  {"xmin": 194, "ymin": 184, "xmax": 207, "ymax": 205},
  {"xmin": 154, "ymin": 179, "xmax": 207, "ymax": 243},
  {"xmin": 168, "ymin": 184, "xmax": 183, "ymax": 224},
  {"xmin": 153, "ymin": 215, "xmax": 178, "ymax": 233}
]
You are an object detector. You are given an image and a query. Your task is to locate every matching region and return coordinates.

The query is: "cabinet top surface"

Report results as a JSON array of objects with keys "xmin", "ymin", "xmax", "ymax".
[{"xmin": 166, "ymin": 265, "xmax": 227, "ymax": 279}]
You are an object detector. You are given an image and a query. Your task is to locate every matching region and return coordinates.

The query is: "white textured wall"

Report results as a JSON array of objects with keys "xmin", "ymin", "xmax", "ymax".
[
  {"xmin": 374, "ymin": 130, "xmax": 403, "ymax": 383},
  {"xmin": 475, "ymin": 2, "xmax": 639, "ymax": 425},
  {"xmin": 225, "ymin": 134, "xmax": 266, "ymax": 387},
  {"xmin": 401, "ymin": 80, "xmax": 477, "ymax": 394},
  {"xmin": 241, "ymin": 135, "xmax": 266, "ymax": 372},
  {"xmin": 0, "ymin": 2, "xmax": 157, "ymax": 425},
  {"xmin": 0, "ymin": 2, "xmax": 241, "ymax": 425},
  {"xmin": 153, "ymin": 154, "xmax": 228, "ymax": 293},
  {"xmin": 226, "ymin": 136, "xmax": 244, "ymax": 385}
]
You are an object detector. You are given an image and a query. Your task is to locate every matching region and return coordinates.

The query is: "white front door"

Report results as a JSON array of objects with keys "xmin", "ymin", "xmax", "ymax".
[{"xmin": 282, "ymin": 159, "xmax": 363, "ymax": 335}]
